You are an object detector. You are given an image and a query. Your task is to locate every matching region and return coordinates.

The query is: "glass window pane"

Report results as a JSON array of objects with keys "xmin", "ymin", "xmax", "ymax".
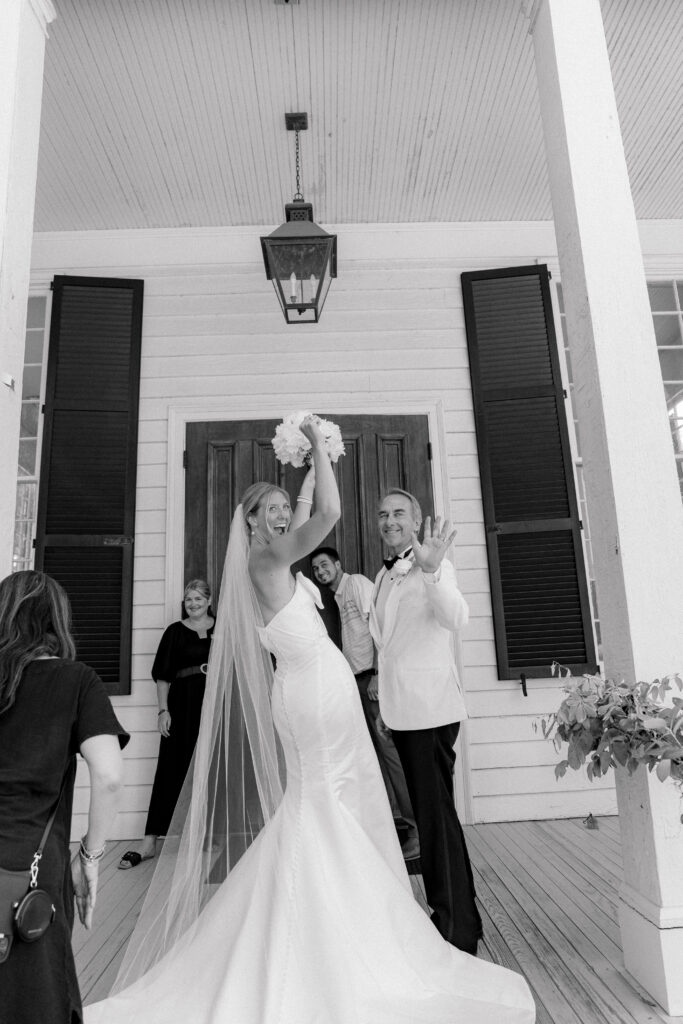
[
  {"xmin": 15, "ymin": 480, "xmax": 37, "ymax": 520},
  {"xmin": 648, "ymin": 282, "xmax": 676, "ymax": 312},
  {"xmin": 25, "ymin": 330, "xmax": 45, "ymax": 364},
  {"xmin": 669, "ymin": 418, "xmax": 683, "ymax": 455},
  {"xmin": 13, "ymin": 519, "xmax": 34, "ymax": 572},
  {"xmin": 665, "ymin": 383, "xmax": 683, "ymax": 405},
  {"xmin": 653, "ymin": 315, "xmax": 682, "ymax": 347},
  {"xmin": 26, "ymin": 296, "xmax": 46, "ymax": 329},
  {"xmin": 657, "ymin": 348, "xmax": 683, "ymax": 382},
  {"xmin": 556, "ymin": 283, "xmax": 564, "ymax": 313},
  {"xmin": 677, "ymin": 283, "xmax": 683, "ymax": 309},
  {"xmin": 18, "ymin": 439, "xmax": 37, "ymax": 477},
  {"xmin": 21, "ymin": 364, "xmax": 41, "ymax": 400},
  {"xmin": 20, "ymin": 401, "xmax": 39, "ymax": 438}
]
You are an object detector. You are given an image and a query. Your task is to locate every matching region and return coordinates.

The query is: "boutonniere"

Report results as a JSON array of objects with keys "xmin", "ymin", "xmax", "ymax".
[{"xmin": 393, "ymin": 558, "xmax": 413, "ymax": 579}]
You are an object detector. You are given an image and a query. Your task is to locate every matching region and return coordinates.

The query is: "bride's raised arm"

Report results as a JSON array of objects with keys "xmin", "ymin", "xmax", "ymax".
[
  {"xmin": 290, "ymin": 465, "xmax": 315, "ymax": 531},
  {"xmin": 270, "ymin": 416, "xmax": 340, "ymax": 565}
]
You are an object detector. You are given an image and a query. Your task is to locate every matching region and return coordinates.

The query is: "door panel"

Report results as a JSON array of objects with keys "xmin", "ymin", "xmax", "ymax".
[{"xmin": 185, "ymin": 415, "xmax": 433, "ymax": 601}]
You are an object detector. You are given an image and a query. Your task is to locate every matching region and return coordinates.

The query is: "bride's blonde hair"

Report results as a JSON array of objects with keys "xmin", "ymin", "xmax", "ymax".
[{"xmin": 241, "ymin": 482, "xmax": 290, "ymax": 529}]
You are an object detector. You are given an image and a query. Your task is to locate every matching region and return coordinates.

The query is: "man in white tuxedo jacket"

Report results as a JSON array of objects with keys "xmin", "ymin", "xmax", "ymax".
[{"xmin": 369, "ymin": 488, "xmax": 482, "ymax": 954}]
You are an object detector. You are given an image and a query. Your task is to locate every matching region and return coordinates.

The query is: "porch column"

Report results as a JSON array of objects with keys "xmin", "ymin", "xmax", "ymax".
[
  {"xmin": 524, "ymin": 0, "xmax": 683, "ymax": 1014},
  {"xmin": 0, "ymin": 0, "xmax": 55, "ymax": 577}
]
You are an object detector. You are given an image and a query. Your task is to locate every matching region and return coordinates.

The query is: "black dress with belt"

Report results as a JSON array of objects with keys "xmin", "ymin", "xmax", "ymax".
[
  {"xmin": 144, "ymin": 621, "xmax": 213, "ymax": 836},
  {"xmin": 0, "ymin": 659, "xmax": 129, "ymax": 1024}
]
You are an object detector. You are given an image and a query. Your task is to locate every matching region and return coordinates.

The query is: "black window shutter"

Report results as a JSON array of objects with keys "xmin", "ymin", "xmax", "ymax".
[
  {"xmin": 35, "ymin": 276, "xmax": 143, "ymax": 695},
  {"xmin": 461, "ymin": 265, "xmax": 596, "ymax": 679}
]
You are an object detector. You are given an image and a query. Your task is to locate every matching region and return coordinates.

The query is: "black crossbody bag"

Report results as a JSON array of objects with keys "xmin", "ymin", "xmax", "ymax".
[{"xmin": 0, "ymin": 780, "xmax": 65, "ymax": 963}]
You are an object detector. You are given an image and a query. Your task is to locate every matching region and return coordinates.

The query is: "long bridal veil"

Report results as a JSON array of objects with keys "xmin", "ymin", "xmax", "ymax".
[{"xmin": 112, "ymin": 505, "xmax": 286, "ymax": 992}]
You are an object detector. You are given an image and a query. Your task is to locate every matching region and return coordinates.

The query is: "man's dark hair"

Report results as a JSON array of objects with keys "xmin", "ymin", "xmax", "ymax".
[{"xmin": 310, "ymin": 546, "xmax": 341, "ymax": 564}]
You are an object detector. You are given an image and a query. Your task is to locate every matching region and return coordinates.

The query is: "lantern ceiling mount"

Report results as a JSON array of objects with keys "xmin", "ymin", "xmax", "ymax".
[
  {"xmin": 260, "ymin": 112, "xmax": 337, "ymax": 325},
  {"xmin": 284, "ymin": 112, "xmax": 308, "ymax": 132}
]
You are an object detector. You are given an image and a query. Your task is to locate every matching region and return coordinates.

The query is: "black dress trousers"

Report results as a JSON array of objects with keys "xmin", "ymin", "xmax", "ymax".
[{"xmin": 391, "ymin": 721, "xmax": 482, "ymax": 954}]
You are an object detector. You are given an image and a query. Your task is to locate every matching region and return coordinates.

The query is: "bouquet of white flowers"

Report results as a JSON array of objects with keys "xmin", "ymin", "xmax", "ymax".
[{"xmin": 271, "ymin": 411, "xmax": 345, "ymax": 468}]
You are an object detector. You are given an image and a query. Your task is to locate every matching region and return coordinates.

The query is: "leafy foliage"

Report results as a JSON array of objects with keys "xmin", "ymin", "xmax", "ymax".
[{"xmin": 538, "ymin": 664, "xmax": 683, "ymax": 787}]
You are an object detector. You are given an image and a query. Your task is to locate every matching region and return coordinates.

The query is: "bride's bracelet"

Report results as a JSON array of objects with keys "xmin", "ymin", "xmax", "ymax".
[
  {"xmin": 79, "ymin": 836, "xmax": 106, "ymax": 864},
  {"xmin": 297, "ymin": 496, "xmax": 313, "ymax": 505}
]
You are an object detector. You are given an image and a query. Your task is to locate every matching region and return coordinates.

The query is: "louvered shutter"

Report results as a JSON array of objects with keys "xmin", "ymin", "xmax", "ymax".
[
  {"xmin": 35, "ymin": 276, "xmax": 143, "ymax": 695},
  {"xmin": 461, "ymin": 265, "xmax": 596, "ymax": 679}
]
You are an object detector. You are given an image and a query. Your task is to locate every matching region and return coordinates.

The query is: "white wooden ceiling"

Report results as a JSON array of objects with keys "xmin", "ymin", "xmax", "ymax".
[{"xmin": 34, "ymin": 0, "xmax": 683, "ymax": 232}]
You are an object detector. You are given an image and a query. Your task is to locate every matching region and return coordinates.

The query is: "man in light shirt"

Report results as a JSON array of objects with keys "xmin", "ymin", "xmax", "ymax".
[{"xmin": 311, "ymin": 547, "xmax": 419, "ymax": 861}]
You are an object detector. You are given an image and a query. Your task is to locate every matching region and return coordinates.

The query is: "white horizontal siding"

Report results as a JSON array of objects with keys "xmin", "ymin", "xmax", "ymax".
[{"xmin": 29, "ymin": 222, "xmax": 666, "ymax": 837}]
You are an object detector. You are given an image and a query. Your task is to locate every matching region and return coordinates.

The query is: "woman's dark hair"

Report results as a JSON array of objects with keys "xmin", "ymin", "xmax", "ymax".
[{"xmin": 0, "ymin": 570, "xmax": 76, "ymax": 715}]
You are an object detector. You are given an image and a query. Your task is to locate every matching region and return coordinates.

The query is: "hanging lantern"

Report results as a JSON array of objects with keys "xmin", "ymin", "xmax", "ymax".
[{"xmin": 260, "ymin": 114, "xmax": 337, "ymax": 324}]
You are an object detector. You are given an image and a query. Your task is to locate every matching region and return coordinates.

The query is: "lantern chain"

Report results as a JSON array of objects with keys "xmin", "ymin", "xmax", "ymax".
[{"xmin": 293, "ymin": 130, "xmax": 303, "ymax": 202}]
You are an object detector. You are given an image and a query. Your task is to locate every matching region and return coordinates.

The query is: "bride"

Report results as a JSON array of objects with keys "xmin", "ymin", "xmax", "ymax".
[{"xmin": 86, "ymin": 415, "xmax": 535, "ymax": 1023}]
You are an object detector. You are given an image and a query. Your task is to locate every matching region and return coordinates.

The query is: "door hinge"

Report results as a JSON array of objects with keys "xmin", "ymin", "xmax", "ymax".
[
  {"xmin": 427, "ymin": 442, "xmax": 433, "ymax": 461},
  {"xmin": 183, "ymin": 450, "xmax": 188, "ymax": 469}
]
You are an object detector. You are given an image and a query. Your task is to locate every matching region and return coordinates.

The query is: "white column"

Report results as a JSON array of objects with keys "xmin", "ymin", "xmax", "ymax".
[
  {"xmin": 0, "ymin": 0, "xmax": 56, "ymax": 577},
  {"xmin": 524, "ymin": 0, "xmax": 683, "ymax": 1013}
]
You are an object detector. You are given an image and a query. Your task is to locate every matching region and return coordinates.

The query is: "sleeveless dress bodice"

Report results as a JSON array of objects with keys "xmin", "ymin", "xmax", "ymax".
[
  {"xmin": 257, "ymin": 572, "xmax": 329, "ymax": 660},
  {"xmin": 257, "ymin": 575, "xmax": 380, "ymax": 795}
]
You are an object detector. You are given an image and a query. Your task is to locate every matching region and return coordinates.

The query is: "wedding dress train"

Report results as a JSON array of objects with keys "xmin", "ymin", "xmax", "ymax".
[{"xmin": 86, "ymin": 575, "xmax": 535, "ymax": 1024}]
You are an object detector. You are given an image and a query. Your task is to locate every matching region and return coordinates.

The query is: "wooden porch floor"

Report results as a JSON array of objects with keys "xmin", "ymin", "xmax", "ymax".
[{"xmin": 74, "ymin": 817, "xmax": 683, "ymax": 1023}]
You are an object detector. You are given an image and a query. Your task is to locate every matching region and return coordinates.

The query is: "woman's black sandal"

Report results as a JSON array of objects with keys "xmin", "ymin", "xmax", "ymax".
[{"xmin": 118, "ymin": 850, "xmax": 153, "ymax": 870}]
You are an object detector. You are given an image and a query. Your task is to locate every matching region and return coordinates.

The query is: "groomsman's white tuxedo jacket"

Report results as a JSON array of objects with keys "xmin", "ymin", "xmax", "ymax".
[{"xmin": 368, "ymin": 558, "xmax": 469, "ymax": 730}]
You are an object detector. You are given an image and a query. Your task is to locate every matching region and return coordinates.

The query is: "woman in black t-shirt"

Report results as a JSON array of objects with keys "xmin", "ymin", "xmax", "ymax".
[{"xmin": 0, "ymin": 570, "xmax": 128, "ymax": 1024}]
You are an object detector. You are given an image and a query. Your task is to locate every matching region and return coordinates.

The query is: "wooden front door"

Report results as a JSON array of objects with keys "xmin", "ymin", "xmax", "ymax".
[{"xmin": 184, "ymin": 414, "xmax": 434, "ymax": 600}]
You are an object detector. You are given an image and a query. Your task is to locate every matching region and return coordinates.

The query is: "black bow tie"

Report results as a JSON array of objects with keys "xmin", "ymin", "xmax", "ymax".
[{"xmin": 383, "ymin": 550, "xmax": 411, "ymax": 570}]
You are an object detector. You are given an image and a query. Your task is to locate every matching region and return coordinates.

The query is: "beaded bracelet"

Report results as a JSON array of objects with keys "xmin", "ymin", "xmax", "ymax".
[
  {"xmin": 79, "ymin": 836, "xmax": 106, "ymax": 864},
  {"xmin": 297, "ymin": 497, "xmax": 313, "ymax": 505}
]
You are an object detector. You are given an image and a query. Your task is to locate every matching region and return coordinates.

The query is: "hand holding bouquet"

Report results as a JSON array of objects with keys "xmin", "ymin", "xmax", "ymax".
[{"xmin": 272, "ymin": 411, "xmax": 345, "ymax": 468}]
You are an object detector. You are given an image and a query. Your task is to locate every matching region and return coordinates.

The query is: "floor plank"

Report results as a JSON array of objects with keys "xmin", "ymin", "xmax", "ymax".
[
  {"xmin": 472, "ymin": 860, "xmax": 582, "ymax": 1024},
  {"xmin": 72, "ymin": 840, "xmax": 157, "ymax": 1001},
  {"xmin": 525, "ymin": 819, "xmax": 620, "ymax": 915},
  {"xmin": 493, "ymin": 821, "xmax": 620, "ymax": 944},
  {"xmin": 467, "ymin": 822, "xmax": 675, "ymax": 1024},
  {"xmin": 469, "ymin": 827, "xmax": 629, "ymax": 1024}
]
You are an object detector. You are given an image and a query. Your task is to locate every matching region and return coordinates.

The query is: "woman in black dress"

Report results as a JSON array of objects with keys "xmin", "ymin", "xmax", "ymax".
[
  {"xmin": 0, "ymin": 570, "xmax": 129, "ymax": 1024},
  {"xmin": 119, "ymin": 580, "xmax": 213, "ymax": 869}
]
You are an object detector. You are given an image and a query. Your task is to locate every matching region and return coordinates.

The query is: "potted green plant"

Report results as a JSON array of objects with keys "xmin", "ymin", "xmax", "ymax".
[{"xmin": 539, "ymin": 664, "xmax": 683, "ymax": 786}]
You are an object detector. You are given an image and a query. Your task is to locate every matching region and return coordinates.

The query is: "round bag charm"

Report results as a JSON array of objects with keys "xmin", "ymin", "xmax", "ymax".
[{"xmin": 13, "ymin": 888, "xmax": 56, "ymax": 942}]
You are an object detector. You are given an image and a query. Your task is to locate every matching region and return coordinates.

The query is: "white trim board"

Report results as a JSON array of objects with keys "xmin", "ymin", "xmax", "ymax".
[{"xmin": 30, "ymin": 220, "xmax": 683, "ymax": 280}]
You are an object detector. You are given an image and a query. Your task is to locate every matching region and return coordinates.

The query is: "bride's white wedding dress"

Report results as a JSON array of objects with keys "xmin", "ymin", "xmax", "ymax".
[{"xmin": 86, "ymin": 575, "xmax": 535, "ymax": 1023}]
